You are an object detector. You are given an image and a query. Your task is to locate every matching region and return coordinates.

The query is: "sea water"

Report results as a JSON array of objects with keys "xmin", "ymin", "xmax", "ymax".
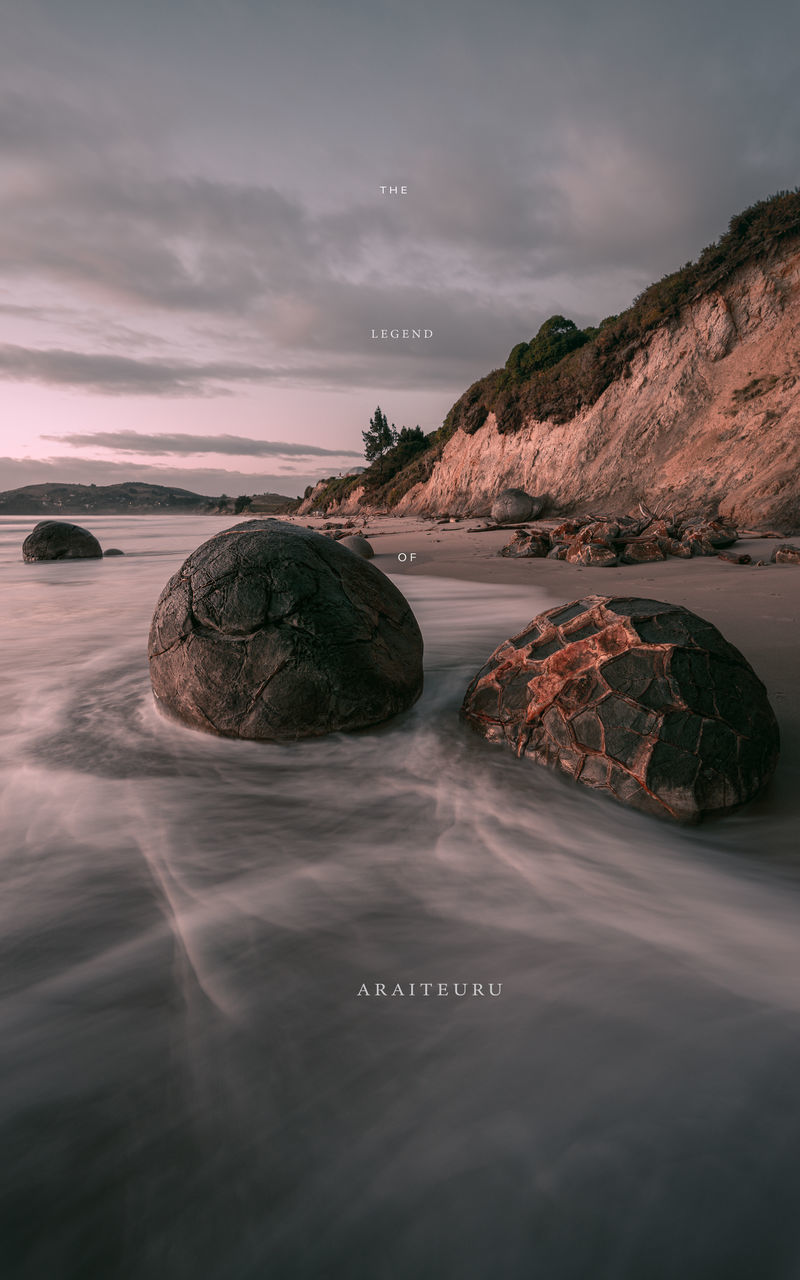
[{"xmin": 1, "ymin": 515, "xmax": 800, "ymax": 1280}]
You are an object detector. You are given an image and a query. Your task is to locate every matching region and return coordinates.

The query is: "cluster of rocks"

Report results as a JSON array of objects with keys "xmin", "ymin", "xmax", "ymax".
[
  {"xmin": 461, "ymin": 594, "xmax": 780, "ymax": 823},
  {"xmin": 499, "ymin": 511, "xmax": 750, "ymax": 566},
  {"xmin": 22, "ymin": 520, "xmax": 124, "ymax": 560}
]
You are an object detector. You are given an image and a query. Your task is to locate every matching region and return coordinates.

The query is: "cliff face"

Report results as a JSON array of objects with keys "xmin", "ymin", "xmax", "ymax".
[{"xmin": 393, "ymin": 241, "xmax": 800, "ymax": 528}]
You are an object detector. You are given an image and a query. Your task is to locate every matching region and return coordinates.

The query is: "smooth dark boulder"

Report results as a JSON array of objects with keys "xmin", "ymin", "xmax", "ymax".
[
  {"xmin": 104, "ymin": 547, "xmax": 125, "ymax": 557},
  {"xmin": 148, "ymin": 519, "xmax": 423, "ymax": 741},
  {"xmin": 462, "ymin": 594, "xmax": 779, "ymax": 823},
  {"xmin": 22, "ymin": 520, "xmax": 102, "ymax": 562},
  {"xmin": 491, "ymin": 488, "xmax": 542, "ymax": 524},
  {"xmin": 338, "ymin": 534, "xmax": 374, "ymax": 559}
]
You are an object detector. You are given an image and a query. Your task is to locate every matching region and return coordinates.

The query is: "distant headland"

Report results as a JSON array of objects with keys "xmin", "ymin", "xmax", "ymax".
[{"xmin": 0, "ymin": 481, "xmax": 299, "ymax": 517}]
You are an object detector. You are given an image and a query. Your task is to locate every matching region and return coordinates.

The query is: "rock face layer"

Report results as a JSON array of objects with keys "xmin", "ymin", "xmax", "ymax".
[
  {"xmin": 148, "ymin": 520, "xmax": 423, "ymax": 740},
  {"xmin": 462, "ymin": 595, "xmax": 779, "ymax": 823},
  {"xmin": 22, "ymin": 520, "xmax": 102, "ymax": 561},
  {"xmin": 394, "ymin": 241, "xmax": 800, "ymax": 528}
]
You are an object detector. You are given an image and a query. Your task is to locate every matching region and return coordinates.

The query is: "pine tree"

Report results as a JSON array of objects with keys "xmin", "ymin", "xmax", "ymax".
[{"xmin": 362, "ymin": 406, "xmax": 397, "ymax": 475}]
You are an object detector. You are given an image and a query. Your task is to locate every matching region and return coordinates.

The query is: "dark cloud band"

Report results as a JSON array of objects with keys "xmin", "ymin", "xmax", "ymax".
[{"xmin": 41, "ymin": 429, "xmax": 362, "ymax": 458}]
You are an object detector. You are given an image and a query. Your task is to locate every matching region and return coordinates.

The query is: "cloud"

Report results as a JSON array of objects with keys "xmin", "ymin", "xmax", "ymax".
[
  {"xmin": 1, "ymin": 0, "xmax": 799, "ymax": 414},
  {"xmin": 42, "ymin": 429, "xmax": 362, "ymax": 458},
  {"xmin": 0, "ymin": 344, "xmax": 277, "ymax": 395},
  {"xmin": 0, "ymin": 338, "xmax": 496, "ymax": 396}
]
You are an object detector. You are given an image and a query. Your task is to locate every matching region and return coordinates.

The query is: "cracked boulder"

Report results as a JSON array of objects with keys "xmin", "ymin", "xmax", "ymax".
[
  {"xmin": 499, "ymin": 531, "xmax": 550, "ymax": 558},
  {"xmin": 771, "ymin": 544, "xmax": 800, "ymax": 565},
  {"xmin": 148, "ymin": 519, "xmax": 423, "ymax": 740},
  {"xmin": 681, "ymin": 518, "xmax": 738, "ymax": 555},
  {"xmin": 23, "ymin": 520, "xmax": 102, "ymax": 562},
  {"xmin": 565, "ymin": 542, "xmax": 618, "ymax": 567},
  {"xmin": 461, "ymin": 594, "xmax": 779, "ymax": 823},
  {"xmin": 620, "ymin": 540, "xmax": 666, "ymax": 565}
]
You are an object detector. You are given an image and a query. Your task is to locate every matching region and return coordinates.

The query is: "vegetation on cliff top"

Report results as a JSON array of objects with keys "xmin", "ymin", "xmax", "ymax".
[
  {"xmin": 305, "ymin": 189, "xmax": 800, "ymax": 512},
  {"xmin": 446, "ymin": 188, "xmax": 800, "ymax": 439}
]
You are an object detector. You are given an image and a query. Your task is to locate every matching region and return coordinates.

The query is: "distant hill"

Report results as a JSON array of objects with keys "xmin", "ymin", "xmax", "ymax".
[{"xmin": 0, "ymin": 481, "xmax": 298, "ymax": 516}]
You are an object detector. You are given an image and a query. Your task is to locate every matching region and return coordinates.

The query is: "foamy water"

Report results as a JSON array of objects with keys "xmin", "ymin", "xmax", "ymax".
[{"xmin": 2, "ymin": 515, "xmax": 800, "ymax": 1279}]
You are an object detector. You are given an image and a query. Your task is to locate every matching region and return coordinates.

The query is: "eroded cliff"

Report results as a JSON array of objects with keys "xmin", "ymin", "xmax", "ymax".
[
  {"xmin": 394, "ymin": 242, "xmax": 800, "ymax": 527},
  {"xmin": 301, "ymin": 194, "xmax": 800, "ymax": 529}
]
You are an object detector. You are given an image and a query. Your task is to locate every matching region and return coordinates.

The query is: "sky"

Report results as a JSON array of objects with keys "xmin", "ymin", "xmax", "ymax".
[{"xmin": 1, "ymin": 0, "xmax": 798, "ymax": 497}]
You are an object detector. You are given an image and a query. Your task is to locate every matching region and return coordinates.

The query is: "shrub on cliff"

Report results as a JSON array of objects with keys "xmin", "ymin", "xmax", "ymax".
[{"xmin": 504, "ymin": 316, "xmax": 591, "ymax": 382}]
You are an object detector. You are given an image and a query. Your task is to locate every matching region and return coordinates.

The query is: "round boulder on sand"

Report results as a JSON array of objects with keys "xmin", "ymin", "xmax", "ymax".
[
  {"xmin": 338, "ymin": 533, "xmax": 374, "ymax": 559},
  {"xmin": 148, "ymin": 519, "xmax": 423, "ymax": 740},
  {"xmin": 104, "ymin": 548, "xmax": 125, "ymax": 557},
  {"xmin": 491, "ymin": 488, "xmax": 542, "ymax": 524},
  {"xmin": 462, "ymin": 594, "xmax": 779, "ymax": 823},
  {"xmin": 22, "ymin": 520, "xmax": 102, "ymax": 562}
]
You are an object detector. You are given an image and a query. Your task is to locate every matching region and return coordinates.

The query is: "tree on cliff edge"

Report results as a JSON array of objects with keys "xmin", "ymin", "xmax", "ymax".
[{"xmin": 362, "ymin": 406, "xmax": 398, "ymax": 476}]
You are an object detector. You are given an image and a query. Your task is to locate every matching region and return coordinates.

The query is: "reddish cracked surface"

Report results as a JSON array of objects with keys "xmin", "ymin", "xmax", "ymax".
[{"xmin": 462, "ymin": 594, "xmax": 780, "ymax": 823}]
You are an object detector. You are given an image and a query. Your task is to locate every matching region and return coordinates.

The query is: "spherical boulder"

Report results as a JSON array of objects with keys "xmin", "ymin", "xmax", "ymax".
[
  {"xmin": 104, "ymin": 547, "xmax": 125, "ymax": 557},
  {"xmin": 338, "ymin": 533, "xmax": 374, "ymax": 559},
  {"xmin": 22, "ymin": 520, "xmax": 102, "ymax": 562},
  {"xmin": 491, "ymin": 488, "xmax": 542, "ymax": 524},
  {"xmin": 148, "ymin": 519, "xmax": 423, "ymax": 741},
  {"xmin": 462, "ymin": 594, "xmax": 779, "ymax": 823}
]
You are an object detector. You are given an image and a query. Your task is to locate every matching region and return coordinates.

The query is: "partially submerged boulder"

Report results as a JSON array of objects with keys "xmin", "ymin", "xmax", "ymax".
[
  {"xmin": 104, "ymin": 548, "xmax": 125, "ymax": 557},
  {"xmin": 462, "ymin": 594, "xmax": 779, "ymax": 823},
  {"xmin": 22, "ymin": 520, "xmax": 102, "ymax": 562},
  {"xmin": 491, "ymin": 488, "xmax": 542, "ymax": 524},
  {"xmin": 148, "ymin": 519, "xmax": 423, "ymax": 740}
]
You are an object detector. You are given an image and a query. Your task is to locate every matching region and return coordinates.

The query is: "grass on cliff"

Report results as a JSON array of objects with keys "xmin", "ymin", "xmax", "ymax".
[{"xmin": 307, "ymin": 188, "xmax": 800, "ymax": 511}]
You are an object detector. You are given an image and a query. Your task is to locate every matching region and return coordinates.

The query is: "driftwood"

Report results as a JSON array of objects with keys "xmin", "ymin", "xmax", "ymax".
[
  {"xmin": 466, "ymin": 522, "xmax": 540, "ymax": 533},
  {"xmin": 736, "ymin": 529, "xmax": 784, "ymax": 538}
]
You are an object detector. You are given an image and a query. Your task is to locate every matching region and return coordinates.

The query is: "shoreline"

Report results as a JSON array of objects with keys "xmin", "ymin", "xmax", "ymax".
[{"xmin": 291, "ymin": 514, "xmax": 800, "ymax": 834}]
